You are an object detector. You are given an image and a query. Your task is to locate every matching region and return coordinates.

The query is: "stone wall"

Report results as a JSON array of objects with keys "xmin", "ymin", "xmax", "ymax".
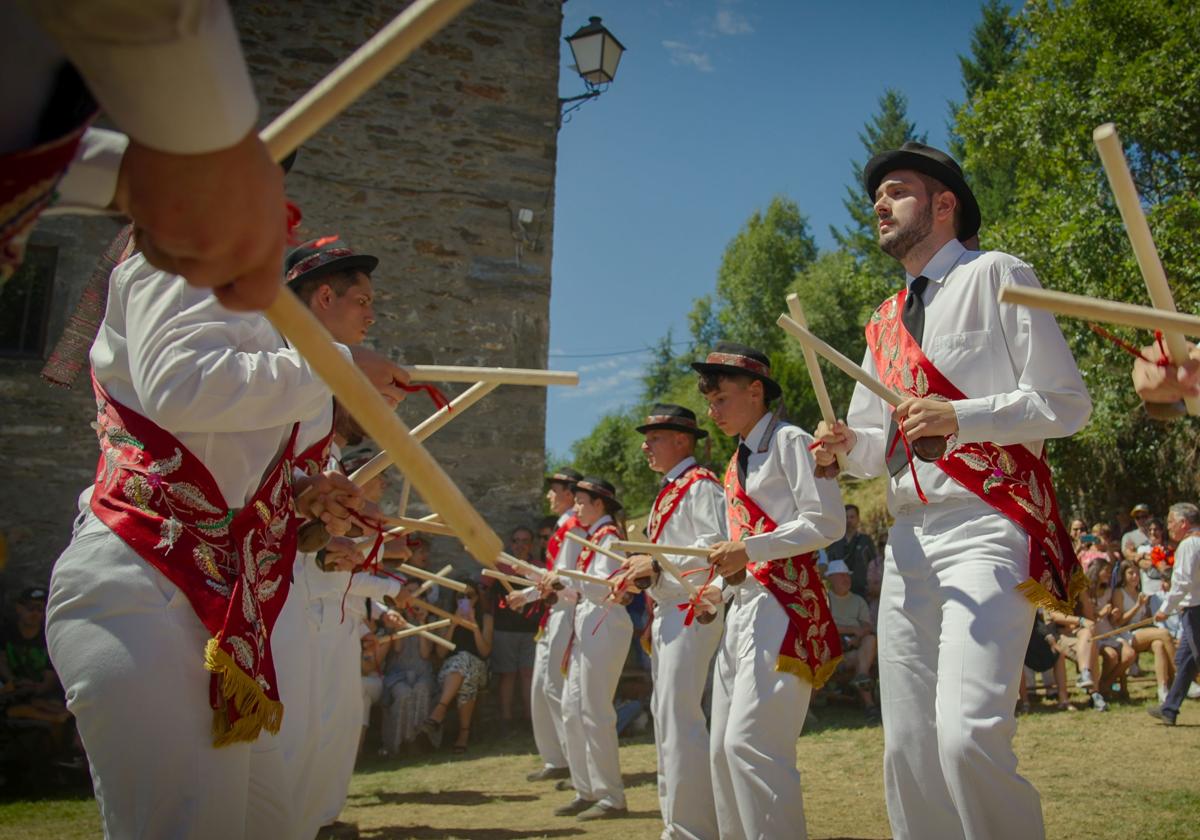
[{"xmin": 0, "ymin": 0, "xmax": 563, "ymax": 593}]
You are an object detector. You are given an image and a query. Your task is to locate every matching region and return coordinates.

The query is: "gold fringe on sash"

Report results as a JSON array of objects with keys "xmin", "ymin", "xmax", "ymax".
[
  {"xmin": 1015, "ymin": 565, "xmax": 1088, "ymax": 615},
  {"xmin": 776, "ymin": 652, "xmax": 842, "ymax": 692},
  {"xmin": 204, "ymin": 639, "xmax": 285, "ymax": 747}
]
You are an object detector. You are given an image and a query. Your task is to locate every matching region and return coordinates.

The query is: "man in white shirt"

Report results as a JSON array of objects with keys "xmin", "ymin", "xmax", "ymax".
[
  {"xmin": 1148, "ymin": 502, "xmax": 1200, "ymax": 725},
  {"xmin": 44, "ymin": 252, "xmax": 407, "ymax": 840},
  {"xmin": 695, "ymin": 343, "xmax": 845, "ymax": 840},
  {"xmin": 619, "ymin": 403, "xmax": 726, "ymax": 840},
  {"xmin": 519, "ymin": 468, "xmax": 584, "ymax": 784},
  {"xmin": 5, "ymin": 1, "xmax": 286, "ymax": 308},
  {"xmin": 1122, "ymin": 504, "xmax": 1153, "ymax": 563},
  {"xmin": 814, "ymin": 142, "xmax": 1091, "ymax": 840}
]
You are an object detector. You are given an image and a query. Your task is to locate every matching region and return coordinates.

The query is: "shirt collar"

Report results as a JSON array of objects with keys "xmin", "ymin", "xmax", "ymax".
[
  {"xmin": 588, "ymin": 514, "xmax": 613, "ymax": 536},
  {"xmin": 908, "ymin": 238, "xmax": 966, "ymax": 288},
  {"xmin": 665, "ymin": 456, "xmax": 697, "ymax": 482},
  {"xmin": 741, "ymin": 411, "xmax": 774, "ymax": 452}
]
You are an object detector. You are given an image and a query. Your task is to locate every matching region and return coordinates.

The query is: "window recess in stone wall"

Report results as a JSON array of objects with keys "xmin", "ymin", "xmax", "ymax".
[{"xmin": 0, "ymin": 244, "xmax": 57, "ymax": 359}]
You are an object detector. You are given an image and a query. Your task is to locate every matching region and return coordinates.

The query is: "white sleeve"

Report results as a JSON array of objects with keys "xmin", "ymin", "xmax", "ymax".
[
  {"xmin": 844, "ymin": 349, "xmax": 891, "ymax": 479},
  {"xmin": 578, "ymin": 533, "xmax": 624, "ymax": 606},
  {"xmin": 347, "ymin": 573, "xmax": 402, "ymax": 602},
  {"xmin": 46, "ymin": 128, "xmax": 128, "ymax": 215},
  {"xmin": 650, "ymin": 480, "xmax": 726, "ymax": 602},
  {"xmin": 744, "ymin": 428, "xmax": 846, "ymax": 564},
  {"xmin": 119, "ymin": 256, "xmax": 347, "ymax": 432},
  {"xmin": 953, "ymin": 263, "xmax": 1092, "ymax": 445},
  {"xmin": 24, "ymin": 0, "xmax": 258, "ymax": 154}
]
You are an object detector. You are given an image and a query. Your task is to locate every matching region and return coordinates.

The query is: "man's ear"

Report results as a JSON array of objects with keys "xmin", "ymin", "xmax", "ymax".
[
  {"xmin": 315, "ymin": 283, "xmax": 334, "ymax": 309},
  {"xmin": 935, "ymin": 189, "xmax": 958, "ymax": 226}
]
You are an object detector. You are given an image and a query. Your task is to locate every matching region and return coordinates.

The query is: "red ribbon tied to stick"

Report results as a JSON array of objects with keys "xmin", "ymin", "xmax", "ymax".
[
  {"xmin": 398, "ymin": 382, "xmax": 452, "ymax": 412},
  {"xmin": 676, "ymin": 564, "xmax": 718, "ymax": 626}
]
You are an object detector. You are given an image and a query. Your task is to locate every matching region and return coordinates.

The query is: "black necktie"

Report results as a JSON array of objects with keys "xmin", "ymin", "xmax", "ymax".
[
  {"xmin": 886, "ymin": 275, "xmax": 930, "ymax": 477},
  {"xmin": 736, "ymin": 442, "xmax": 752, "ymax": 487}
]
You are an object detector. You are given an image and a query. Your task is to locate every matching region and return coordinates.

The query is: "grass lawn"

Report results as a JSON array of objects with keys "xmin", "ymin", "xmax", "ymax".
[{"xmin": 3, "ymin": 666, "xmax": 1197, "ymax": 839}]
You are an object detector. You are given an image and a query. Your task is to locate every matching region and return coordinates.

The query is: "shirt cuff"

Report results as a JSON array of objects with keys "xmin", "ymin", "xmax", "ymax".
[
  {"xmin": 950, "ymin": 396, "xmax": 995, "ymax": 445},
  {"xmin": 61, "ymin": 3, "xmax": 257, "ymax": 154},
  {"xmin": 743, "ymin": 533, "xmax": 777, "ymax": 566},
  {"xmin": 49, "ymin": 128, "xmax": 128, "ymax": 213}
]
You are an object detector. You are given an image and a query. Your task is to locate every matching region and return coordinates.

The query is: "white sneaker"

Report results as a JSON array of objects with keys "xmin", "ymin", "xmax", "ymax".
[
  {"xmin": 1077, "ymin": 669, "xmax": 1095, "ymax": 690},
  {"xmin": 1091, "ymin": 692, "xmax": 1108, "ymax": 712},
  {"xmin": 1159, "ymin": 685, "xmax": 1169, "ymax": 704},
  {"xmin": 1189, "ymin": 682, "xmax": 1200, "ymax": 700}
]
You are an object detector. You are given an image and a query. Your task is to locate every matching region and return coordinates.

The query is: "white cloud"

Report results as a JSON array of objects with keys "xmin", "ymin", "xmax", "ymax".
[
  {"xmin": 714, "ymin": 9, "xmax": 753, "ymax": 35},
  {"xmin": 562, "ymin": 366, "xmax": 644, "ymax": 400},
  {"xmin": 663, "ymin": 40, "xmax": 713, "ymax": 73}
]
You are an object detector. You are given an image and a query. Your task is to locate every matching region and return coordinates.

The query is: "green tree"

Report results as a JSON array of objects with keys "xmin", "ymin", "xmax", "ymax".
[
  {"xmin": 687, "ymin": 294, "xmax": 722, "ymax": 351},
  {"xmin": 950, "ymin": 0, "xmax": 1022, "ymax": 231},
  {"xmin": 954, "ymin": 0, "xmax": 1200, "ymax": 516},
  {"xmin": 833, "ymin": 89, "xmax": 925, "ymax": 284},
  {"xmin": 715, "ymin": 196, "xmax": 817, "ymax": 353},
  {"xmin": 640, "ymin": 329, "xmax": 689, "ymax": 403}
]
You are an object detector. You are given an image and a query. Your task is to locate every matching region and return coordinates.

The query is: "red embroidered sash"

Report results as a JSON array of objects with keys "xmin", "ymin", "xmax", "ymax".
[
  {"xmin": 724, "ymin": 453, "xmax": 841, "ymax": 689},
  {"xmin": 577, "ymin": 523, "xmax": 621, "ymax": 573},
  {"xmin": 865, "ymin": 290, "xmax": 1083, "ymax": 611},
  {"xmin": 647, "ymin": 464, "xmax": 720, "ymax": 543},
  {"xmin": 545, "ymin": 513, "xmax": 582, "ymax": 569},
  {"xmin": 89, "ymin": 379, "xmax": 325, "ymax": 746}
]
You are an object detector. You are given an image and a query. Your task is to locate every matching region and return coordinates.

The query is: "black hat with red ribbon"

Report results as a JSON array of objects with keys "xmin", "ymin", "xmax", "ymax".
[
  {"xmin": 574, "ymin": 476, "xmax": 622, "ymax": 510},
  {"xmin": 690, "ymin": 341, "xmax": 782, "ymax": 402},
  {"xmin": 635, "ymin": 403, "xmax": 708, "ymax": 439},
  {"xmin": 284, "ymin": 235, "xmax": 378, "ymax": 291}
]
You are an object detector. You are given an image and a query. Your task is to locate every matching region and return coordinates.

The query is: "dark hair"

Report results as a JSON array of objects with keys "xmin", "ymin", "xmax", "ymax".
[
  {"xmin": 509, "ymin": 525, "xmax": 534, "ymax": 540},
  {"xmin": 458, "ymin": 577, "xmax": 495, "ymax": 617},
  {"xmin": 697, "ymin": 370, "xmax": 756, "ymax": 396},
  {"xmin": 575, "ymin": 489, "xmax": 628, "ymax": 539},
  {"xmin": 537, "ymin": 515, "xmax": 558, "ymax": 533},
  {"xmin": 292, "ymin": 269, "xmax": 368, "ymax": 305},
  {"xmin": 913, "ymin": 172, "xmax": 962, "ymax": 234},
  {"xmin": 844, "ymin": 504, "xmax": 860, "ymax": 515}
]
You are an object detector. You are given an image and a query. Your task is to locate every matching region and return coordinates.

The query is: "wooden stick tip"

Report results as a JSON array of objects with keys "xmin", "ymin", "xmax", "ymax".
[{"xmin": 1092, "ymin": 122, "xmax": 1117, "ymax": 141}]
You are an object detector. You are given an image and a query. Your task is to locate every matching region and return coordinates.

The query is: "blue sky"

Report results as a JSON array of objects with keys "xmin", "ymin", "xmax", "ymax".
[{"xmin": 547, "ymin": 0, "xmax": 998, "ymax": 456}]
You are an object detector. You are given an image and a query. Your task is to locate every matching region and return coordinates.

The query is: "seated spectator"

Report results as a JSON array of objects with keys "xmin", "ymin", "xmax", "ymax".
[
  {"xmin": 1111, "ymin": 559, "xmax": 1177, "ymax": 702},
  {"xmin": 421, "ymin": 579, "xmax": 494, "ymax": 754},
  {"xmin": 1122, "ymin": 504, "xmax": 1153, "ymax": 562},
  {"xmin": 1069, "ymin": 518, "xmax": 1088, "ymax": 553},
  {"xmin": 825, "ymin": 560, "xmax": 878, "ymax": 719},
  {"xmin": 1090, "ymin": 571, "xmax": 1136, "ymax": 702},
  {"xmin": 1, "ymin": 587, "xmax": 69, "ymax": 726},
  {"xmin": 1023, "ymin": 610, "xmax": 1074, "ymax": 711},
  {"xmin": 825, "ymin": 504, "xmax": 877, "ymax": 600},
  {"xmin": 486, "ymin": 527, "xmax": 540, "ymax": 730},
  {"xmin": 1136, "ymin": 518, "xmax": 1173, "ymax": 595},
  {"xmin": 379, "ymin": 583, "xmax": 436, "ymax": 757}
]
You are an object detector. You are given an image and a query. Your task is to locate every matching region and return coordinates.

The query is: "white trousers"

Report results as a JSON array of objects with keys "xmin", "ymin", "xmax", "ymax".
[
  {"xmin": 300, "ymin": 594, "xmax": 365, "ymax": 831},
  {"xmin": 561, "ymin": 601, "xmax": 632, "ymax": 808},
  {"xmin": 248, "ymin": 573, "xmax": 318, "ymax": 839},
  {"xmin": 530, "ymin": 604, "xmax": 573, "ymax": 770},
  {"xmin": 47, "ymin": 512, "xmax": 264, "ymax": 839},
  {"xmin": 881, "ymin": 499, "xmax": 1043, "ymax": 840},
  {"xmin": 710, "ymin": 576, "xmax": 812, "ymax": 840},
  {"xmin": 651, "ymin": 598, "xmax": 723, "ymax": 840}
]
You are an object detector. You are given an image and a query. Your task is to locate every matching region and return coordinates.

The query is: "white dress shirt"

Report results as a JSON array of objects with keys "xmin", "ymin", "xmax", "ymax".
[
  {"xmin": 844, "ymin": 239, "xmax": 1092, "ymax": 514},
  {"xmin": 91, "ymin": 252, "xmax": 342, "ymax": 507},
  {"xmin": 648, "ymin": 456, "xmax": 727, "ymax": 603},
  {"xmin": 15, "ymin": 0, "xmax": 257, "ymax": 155},
  {"xmin": 1161, "ymin": 534, "xmax": 1200, "ymax": 615},
  {"xmin": 738, "ymin": 413, "xmax": 846, "ymax": 565}
]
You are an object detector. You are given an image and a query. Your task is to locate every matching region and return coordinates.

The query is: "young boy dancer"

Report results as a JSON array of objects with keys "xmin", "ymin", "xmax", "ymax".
[
  {"xmin": 623, "ymin": 403, "xmax": 726, "ymax": 840},
  {"xmin": 694, "ymin": 342, "xmax": 845, "ymax": 840}
]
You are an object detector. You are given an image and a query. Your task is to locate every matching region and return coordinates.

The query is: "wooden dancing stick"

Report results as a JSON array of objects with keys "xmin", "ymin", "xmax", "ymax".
[
  {"xmin": 611, "ymin": 540, "xmax": 713, "ymax": 559},
  {"xmin": 787, "ymin": 294, "xmax": 847, "ymax": 472},
  {"xmin": 403, "ymin": 365, "xmax": 579, "ymax": 386},
  {"xmin": 997, "ymin": 285, "xmax": 1200, "ymax": 338},
  {"xmin": 411, "ymin": 597, "xmax": 478, "ymax": 631},
  {"xmin": 1090, "ymin": 616, "xmax": 1157, "ymax": 642},
  {"xmin": 256, "ymin": 0, "xmax": 502, "ymax": 568},
  {"xmin": 555, "ymin": 567, "xmax": 620, "ymax": 588},
  {"xmin": 414, "ymin": 563, "xmax": 454, "ymax": 597},
  {"xmin": 777, "ymin": 314, "xmax": 902, "ymax": 407},
  {"xmin": 565, "ymin": 531, "xmax": 630, "ymax": 567},
  {"xmin": 350, "ymin": 381, "xmax": 500, "ymax": 486},
  {"xmin": 387, "ymin": 618, "xmax": 451, "ymax": 640},
  {"xmin": 1093, "ymin": 122, "xmax": 1200, "ymax": 415},
  {"xmin": 380, "ymin": 515, "xmax": 456, "ymax": 537},
  {"xmin": 482, "ymin": 568, "xmax": 533, "ymax": 587},
  {"xmin": 397, "ymin": 564, "xmax": 468, "ymax": 593}
]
